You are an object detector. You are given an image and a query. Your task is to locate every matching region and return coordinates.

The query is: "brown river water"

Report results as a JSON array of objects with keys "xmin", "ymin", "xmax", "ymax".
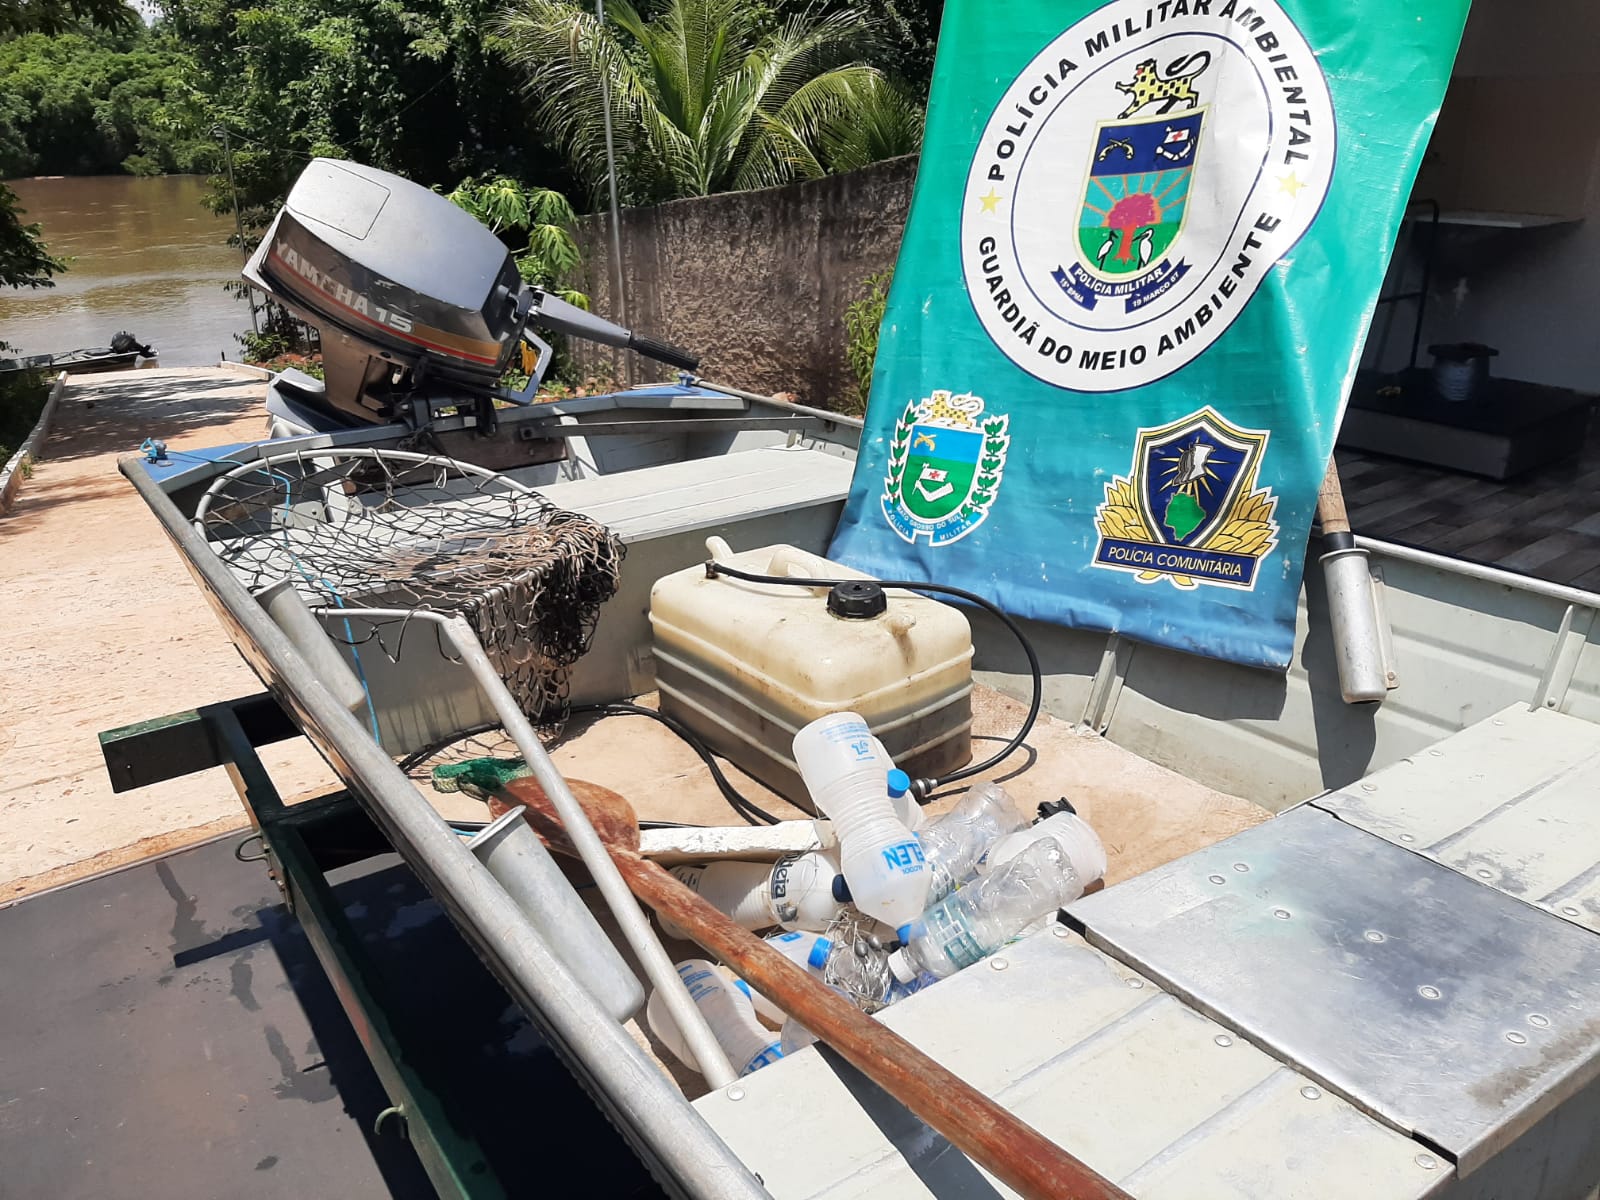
[{"xmin": 0, "ymin": 175, "xmax": 251, "ymax": 366}]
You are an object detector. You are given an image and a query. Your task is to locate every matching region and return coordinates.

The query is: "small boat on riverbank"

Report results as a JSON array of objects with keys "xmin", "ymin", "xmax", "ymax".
[{"xmin": 0, "ymin": 332, "xmax": 156, "ymax": 378}]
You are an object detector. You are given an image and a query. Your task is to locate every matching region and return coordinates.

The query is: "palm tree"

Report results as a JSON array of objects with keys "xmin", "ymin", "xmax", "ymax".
[{"xmin": 494, "ymin": 0, "xmax": 923, "ymax": 203}]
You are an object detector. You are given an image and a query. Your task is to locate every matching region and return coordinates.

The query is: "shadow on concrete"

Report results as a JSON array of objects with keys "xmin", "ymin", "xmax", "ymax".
[
  {"xmin": 41, "ymin": 374, "xmax": 264, "ymax": 464},
  {"xmin": 0, "ymin": 834, "xmax": 667, "ymax": 1198}
]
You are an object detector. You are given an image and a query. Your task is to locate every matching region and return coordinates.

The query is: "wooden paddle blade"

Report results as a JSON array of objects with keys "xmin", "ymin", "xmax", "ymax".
[{"xmin": 492, "ymin": 776, "xmax": 643, "ymax": 853}]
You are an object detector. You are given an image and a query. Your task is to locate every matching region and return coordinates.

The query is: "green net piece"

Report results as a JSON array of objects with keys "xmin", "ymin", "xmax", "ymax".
[{"xmin": 431, "ymin": 756, "xmax": 531, "ymax": 798}]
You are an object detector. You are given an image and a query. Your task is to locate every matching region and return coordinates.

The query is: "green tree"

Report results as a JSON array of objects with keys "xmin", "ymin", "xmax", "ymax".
[
  {"xmin": 163, "ymin": 0, "xmax": 573, "ymax": 242},
  {"xmin": 0, "ymin": 0, "xmax": 134, "ymax": 35},
  {"xmin": 783, "ymin": 0, "xmax": 944, "ymax": 100},
  {"xmin": 0, "ymin": 0, "xmax": 139, "ymax": 288},
  {"xmin": 0, "ymin": 184, "xmax": 63, "ymax": 289},
  {"xmin": 0, "ymin": 26, "xmax": 216, "ymax": 178},
  {"xmin": 495, "ymin": 0, "xmax": 923, "ymax": 204},
  {"xmin": 445, "ymin": 176, "xmax": 588, "ymax": 307}
]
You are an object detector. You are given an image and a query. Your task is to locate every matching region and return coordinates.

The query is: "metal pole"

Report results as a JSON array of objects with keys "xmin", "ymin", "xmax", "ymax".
[
  {"xmin": 303, "ymin": 600, "xmax": 740, "ymax": 1088},
  {"xmin": 1317, "ymin": 460, "xmax": 1390, "ymax": 704},
  {"xmin": 595, "ymin": 0, "xmax": 630, "ymax": 384},
  {"xmin": 215, "ymin": 125, "xmax": 259, "ymax": 335},
  {"xmin": 120, "ymin": 458, "xmax": 766, "ymax": 1199},
  {"xmin": 437, "ymin": 614, "xmax": 739, "ymax": 1085}
]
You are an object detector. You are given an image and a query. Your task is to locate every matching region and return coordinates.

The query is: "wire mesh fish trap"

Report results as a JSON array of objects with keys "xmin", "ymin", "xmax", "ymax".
[{"xmin": 194, "ymin": 447, "xmax": 624, "ymax": 729}]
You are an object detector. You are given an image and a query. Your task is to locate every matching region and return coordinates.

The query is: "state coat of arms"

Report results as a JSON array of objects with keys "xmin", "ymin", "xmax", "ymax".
[
  {"xmin": 1055, "ymin": 57, "xmax": 1209, "ymax": 316},
  {"xmin": 1092, "ymin": 407, "xmax": 1278, "ymax": 589},
  {"xmin": 881, "ymin": 391, "xmax": 1010, "ymax": 547}
]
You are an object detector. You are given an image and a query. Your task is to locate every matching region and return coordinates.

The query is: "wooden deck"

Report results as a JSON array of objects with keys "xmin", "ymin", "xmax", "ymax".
[{"xmin": 1338, "ymin": 415, "xmax": 1600, "ymax": 589}]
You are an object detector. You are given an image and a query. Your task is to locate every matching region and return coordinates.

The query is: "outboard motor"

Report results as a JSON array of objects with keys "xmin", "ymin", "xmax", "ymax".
[{"xmin": 244, "ymin": 158, "xmax": 698, "ymax": 432}]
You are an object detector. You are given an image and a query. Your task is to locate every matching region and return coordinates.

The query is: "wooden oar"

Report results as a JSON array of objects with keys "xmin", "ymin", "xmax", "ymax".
[{"xmin": 489, "ymin": 776, "xmax": 1133, "ymax": 1200}]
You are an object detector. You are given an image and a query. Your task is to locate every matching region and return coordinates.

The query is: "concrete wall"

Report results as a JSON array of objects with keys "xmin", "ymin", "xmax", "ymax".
[
  {"xmin": 1369, "ymin": 0, "xmax": 1600, "ymax": 391},
  {"xmin": 573, "ymin": 156, "xmax": 918, "ymax": 407}
]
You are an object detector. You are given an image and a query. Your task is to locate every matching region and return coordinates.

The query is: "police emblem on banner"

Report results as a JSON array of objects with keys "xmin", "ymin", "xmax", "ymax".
[
  {"xmin": 961, "ymin": 0, "xmax": 1336, "ymax": 393},
  {"xmin": 882, "ymin": 391, "xmax": 1010, "ymax": 546},
  {"xmin": 1057, "ymin": 102, "xmax": 1206, "ymax": 315},
  {"xmin": 1092, "ymin": 407, "xmax": 1279, "ymax": 589}
]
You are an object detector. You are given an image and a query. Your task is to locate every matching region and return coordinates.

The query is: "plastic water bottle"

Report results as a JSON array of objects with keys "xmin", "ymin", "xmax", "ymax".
[
  {"xmin": 670, "ymin": 849, "xmax": 847, "ymax": 933},
  {"xmin": 768, "ymin": 928, "xmax": 834, "ymax": 973},
  {"xmin": 813, "ymin": 766, "xmax": 923, "ymax": 846},
  {"xmin": 781, "ymin": 1019, "xmax": 819, "ymax": 1055},
  {"xmin": 742, "ymin": 929, "xmax": 835, "ymax": 1023},
  {"xmin": 979, "ymin": 804, "xmax": 1107, "ymax": 888},
  {"xmin": 646, "ymin": 959, "xmax": 783, "ymax": 1077},
  {"xmin": 887, "ymin": 839, "xmax": 1082, "ymax": 986},
  {"xmin": 887, "ymin": 765, "xmax": 925, "ymax": 831},
  {"xmin": 919, "ymin": 781, "xmax": 1028, "ymax": 902},
  {"xmin": 793, "ymin": 713, "xmax": 931, "ymax": 935}
]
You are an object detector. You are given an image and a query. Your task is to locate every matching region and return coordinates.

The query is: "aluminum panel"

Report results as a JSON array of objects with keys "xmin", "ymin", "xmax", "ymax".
[
  {"xmin": 978, "ymin": 544, "xmax": 1595, "ymax": 814},
  {"xmin": 1314, "ymin": 704, "xmax": 1600, "ymax": 933},
  {"xmin": 1067, "ymin": 806, "xmax": 1600, "ymax": 1175},
  {"xmin": 696, "ymin": 929, "xmax": 1441, "ymax": 1200}
]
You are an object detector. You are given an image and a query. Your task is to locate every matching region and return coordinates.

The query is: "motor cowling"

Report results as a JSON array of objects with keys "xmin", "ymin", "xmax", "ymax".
[{"xmin": 244, "ymin": 158, "xmax": 531, "ymax": 425}]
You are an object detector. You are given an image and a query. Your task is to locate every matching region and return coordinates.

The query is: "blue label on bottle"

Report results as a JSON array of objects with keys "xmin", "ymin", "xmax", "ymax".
[
  {"xmin": 741, "ymin": 1042, "xmax": 784, "ymax": 1075},
  {"xmin": 880, "ymin": 839, "xmax": 927, "ymax": 875},
  {"xmin": 821, "ymin": 719, "xmax": 874, "ymax": 753},
  {"xmin": 678, "ymin": 966, "xmax": 720, "ymax": 1001}
]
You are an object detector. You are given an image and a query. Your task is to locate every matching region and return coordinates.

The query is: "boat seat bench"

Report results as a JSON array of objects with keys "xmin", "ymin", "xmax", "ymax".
[{"xmin": 1311, "ymin": 701, "xmax": 1600, "ymax": 935}]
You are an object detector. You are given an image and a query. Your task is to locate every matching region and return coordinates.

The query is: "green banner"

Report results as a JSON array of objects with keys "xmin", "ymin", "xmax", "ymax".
[{"xmin": 830, "ymin": 0, "xmax": 1470, "ymax": 668}]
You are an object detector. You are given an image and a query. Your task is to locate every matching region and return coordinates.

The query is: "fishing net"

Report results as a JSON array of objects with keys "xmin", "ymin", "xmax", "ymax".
[{"xmin": 195, "ymin": 447, "xmax": 624, "ymax": 730}]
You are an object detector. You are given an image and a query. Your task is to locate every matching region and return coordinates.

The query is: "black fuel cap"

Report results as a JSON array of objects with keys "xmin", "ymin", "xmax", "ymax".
[{"xmin": 827, "ymin": 580, "xmax": 888, "ymax": 619}]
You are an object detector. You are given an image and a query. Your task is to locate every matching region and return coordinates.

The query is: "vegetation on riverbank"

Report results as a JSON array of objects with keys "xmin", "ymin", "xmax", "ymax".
[
  {"xmin": 0, "ymin": 367, "xmax": 49, "ymax": 465},
  {"xmin": 0, "ymin": 23, "xmax": 213, "ymax": 178},
  {"xmin": 497, "ymin": 0, "xmax": 922, "ymax": 205}
]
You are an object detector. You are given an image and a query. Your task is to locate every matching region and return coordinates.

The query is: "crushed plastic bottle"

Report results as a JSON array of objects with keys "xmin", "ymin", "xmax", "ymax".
[
  {"xmin": 741, "ymin": 929, "xmax": 834, "ymax": 1024},
  {"xmin": 887, "ymin": 838, "xmax": 1083, "ymax": 986},
  {"xmin": 793, "ymin": 713, "xmax": 930, "ymax": 933},
  {"xmin": 918, "ymin": 781, "xmax": 1028, "ymax": 902},
  {"xmin": 812, "ymin": 767, "xmax": 922, "ymax": 848},
  {"xmin": 670, "ymin": 849, "xmax": 847, "ymax": 933},
  {"xmin": 646, "ymin": 959, "xmax": 783, "ymax": 1077},
  {"xmin": 767, "ymin": 928, "xmax": 833, "ymax": 974},
  {"xmin": 979, "ymin": 803, "xmax": 1107, "ymax": 887}
]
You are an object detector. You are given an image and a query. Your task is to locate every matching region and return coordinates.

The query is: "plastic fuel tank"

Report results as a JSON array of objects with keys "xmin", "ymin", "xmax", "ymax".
[{"xmin": 649, "ymin": 539, "xmax": 973, "ymax": 808}]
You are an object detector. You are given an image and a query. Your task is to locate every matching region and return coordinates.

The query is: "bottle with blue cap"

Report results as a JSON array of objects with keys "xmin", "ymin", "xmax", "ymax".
[
  {"xmin": 793, "ymin": 712, "xmax": 931, "ymax": 936},
  {"xmin": 668, "ymin": 846, "xmax": 848, "ymax": 935},
  {"xmin": 740, "ymin": 929, "xmax": 835, "ymax": 1023},
  {"xmin": 812, "ymin": 763, "xmax": 922, "ymax": 849},
  {"xmin": 887, "ymin": 838, "xmax": 1085, "ymax": 987},
  {"xmin": 886, "ymin": 767, "xmax": 925, "ymax": 831},
  {"xmin": 645, "ymin": 959, "xmax": 783, "ymax": 1078}
]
